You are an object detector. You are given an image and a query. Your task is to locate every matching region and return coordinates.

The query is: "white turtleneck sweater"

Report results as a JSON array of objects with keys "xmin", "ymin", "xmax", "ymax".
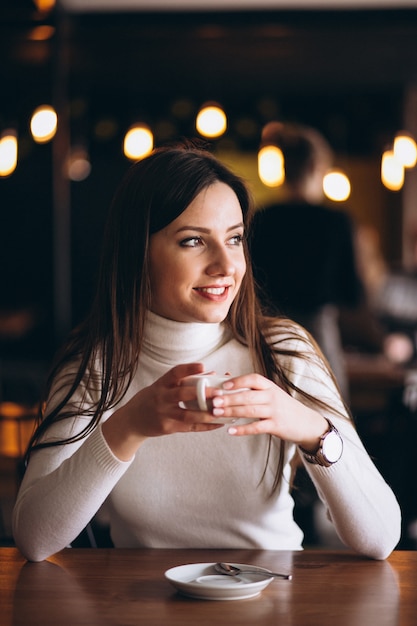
[{"xmin": 13, "ymin": 312, "xmax": 401, "ymax": 561}]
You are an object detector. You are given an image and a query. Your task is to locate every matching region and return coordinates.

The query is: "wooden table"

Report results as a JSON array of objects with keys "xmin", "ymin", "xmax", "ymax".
[{"xmin": 1, "ymin": 548, "xmax": 416, "ymax": 625}]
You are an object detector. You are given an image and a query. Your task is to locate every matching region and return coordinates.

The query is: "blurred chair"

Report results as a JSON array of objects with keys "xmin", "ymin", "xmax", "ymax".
[
  {"xmin": 0, "ymin": 402, "xmax": 37, "ymax": 462},
  {"xmin": 0, "ymin": 402, "xmax": 37, "ymax": 545}
]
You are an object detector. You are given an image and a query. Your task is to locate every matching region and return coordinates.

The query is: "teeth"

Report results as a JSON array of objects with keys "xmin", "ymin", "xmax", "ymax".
[{"xmin": 200, "ymin": 287, "xmax": 226, "ymax": 295}]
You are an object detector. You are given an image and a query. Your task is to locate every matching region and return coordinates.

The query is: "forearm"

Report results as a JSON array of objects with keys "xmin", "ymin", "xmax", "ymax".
[
  {"xmin": 12, "ymin": 426, "xmax": 131, "ymax": 561},
  {"xmin": 302, "ymin": 424, "xmax": 401, "ymax": 559},
  {"xmin": 101, "ymin": 403, "xmax": 147, "ymax": 461}
]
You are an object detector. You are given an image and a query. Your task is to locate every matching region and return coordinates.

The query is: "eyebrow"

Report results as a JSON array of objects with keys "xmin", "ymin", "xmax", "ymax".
[{"xmin": 174, "ymin": 222, "xmax": 244, "ymax": 234}]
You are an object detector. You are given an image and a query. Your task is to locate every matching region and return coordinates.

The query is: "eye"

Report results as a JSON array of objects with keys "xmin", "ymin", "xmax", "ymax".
[
  {"xmin": 228, "ymin": 233, "xmax": 244, "ymax": 246},
  {"xmin": 180, "ymin": 236, "xmax": 204, "ymax": 248}
]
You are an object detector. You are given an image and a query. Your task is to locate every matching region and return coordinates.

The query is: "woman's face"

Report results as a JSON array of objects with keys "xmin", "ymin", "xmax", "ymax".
[{"xmin": 149, "ymin": 181, "xmax": 246, "ymax": 324}]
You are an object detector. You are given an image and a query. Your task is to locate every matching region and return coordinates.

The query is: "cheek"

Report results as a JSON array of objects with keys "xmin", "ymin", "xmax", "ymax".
[
  {"xmin": 149, "ymin": 246, "xmax": 175, "ymax": 286},
  {"xmin": 148, "ymin": 256, "xmax": 167, "ymax": 300},
  {"xmin": 237, "ymin": 256, "xmax": 247, "ymax": 280},
  {"xmin": 151, "ymin": 259, "xmax": 183, "ymax": 300}
]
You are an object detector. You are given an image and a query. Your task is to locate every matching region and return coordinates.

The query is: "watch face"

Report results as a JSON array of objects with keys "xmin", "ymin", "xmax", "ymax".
[{"xmin": 322, "ymin": 430, "xmax": 343, "ymax": 463}]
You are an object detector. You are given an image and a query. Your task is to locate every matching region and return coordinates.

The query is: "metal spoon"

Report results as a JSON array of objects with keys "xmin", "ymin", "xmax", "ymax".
[{"xmin": 215, "ymin": 562, "xmax": 292, "ymax": 580}]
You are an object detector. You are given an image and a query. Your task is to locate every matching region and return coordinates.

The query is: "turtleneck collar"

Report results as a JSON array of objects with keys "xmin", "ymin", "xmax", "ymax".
[{"xmin": 141, "ymin": 311, "xmax": 230, "ymax": 366}]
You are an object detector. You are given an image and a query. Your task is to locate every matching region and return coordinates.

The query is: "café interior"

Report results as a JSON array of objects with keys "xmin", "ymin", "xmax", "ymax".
[{"xmin": 1, "ymin": 0, "xmax": 417, "ymax": 552}]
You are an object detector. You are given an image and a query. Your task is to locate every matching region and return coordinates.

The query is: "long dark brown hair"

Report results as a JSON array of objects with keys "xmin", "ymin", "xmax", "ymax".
[{"xmin": 26, "ymin": 140, "xmax": 346, "ymax": 492}]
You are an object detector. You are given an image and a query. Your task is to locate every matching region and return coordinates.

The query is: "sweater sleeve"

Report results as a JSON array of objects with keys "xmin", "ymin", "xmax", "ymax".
[
  {"xmin": 12, "ymin": 391, "xmax": 133, "ymax": 562},
  {"xmin": 281, "ymin": 328, "xmax": 401, "ymax": 559}
]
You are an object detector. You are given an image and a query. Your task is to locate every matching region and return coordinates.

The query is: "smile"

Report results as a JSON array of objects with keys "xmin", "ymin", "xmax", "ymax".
[
  {"xmin": 198, "ymin": 287, "xmax": 228, "ymax": 295},
  {"xmin": 194, "ymin": 286, "xmax": 231, "ymax": 301}
]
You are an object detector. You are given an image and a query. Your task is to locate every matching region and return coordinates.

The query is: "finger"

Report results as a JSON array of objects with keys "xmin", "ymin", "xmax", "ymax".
[
  {"xmin": 171, "ymin": 395, "xmax": 220, "ymax": 424},
  {"xmin": 213, "ymin": 373, "xmax": 270, "ymax": 392},
  {"xmin": 180, "ymin": 407, "xmax": 224, "ymax": 425},
  {"xmin": 211, "ymin": 390, "xmax": 270, "ymax": 417},
  {"xmin": 166, "ymin": 415, "xmax": 224, "ymax": 433},
  {"xmin": 159, "ymin": 417, "xmax": 223, "ymax": 435},
  {"xmin": 187, "ymin": 422, "xmax": 224, "ymax": 433},
  {"xmin": 175, "ymin": 384, "xmax": 207, "ymax": 411},
  {"xmin": 164, "ymin": 363, "xmax": 205, "ymax": 387},
  {"xmin": 227, "ymin": 419, "xmax": 271, "ymax": 437}
]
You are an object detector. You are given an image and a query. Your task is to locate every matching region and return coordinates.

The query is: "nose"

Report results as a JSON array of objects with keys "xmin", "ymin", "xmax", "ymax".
[{"xmin": 206, "ymin": 245, "xmax": 236, "ymax": 277}]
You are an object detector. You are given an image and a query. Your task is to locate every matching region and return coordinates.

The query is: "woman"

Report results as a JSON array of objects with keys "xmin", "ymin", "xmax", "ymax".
[{"xmin": 13, "ymin": 142, "xmax": 400, "ymax": 562}]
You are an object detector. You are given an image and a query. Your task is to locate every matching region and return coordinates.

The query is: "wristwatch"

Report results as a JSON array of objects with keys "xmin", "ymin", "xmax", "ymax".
[{"xmin": 300, "ymin": 419, "xmax": 343, "ymax": 467}]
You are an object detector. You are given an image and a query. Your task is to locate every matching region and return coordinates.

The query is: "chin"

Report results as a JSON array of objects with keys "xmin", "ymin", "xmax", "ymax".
[
  {"xmin": 188, "ymin": 308, "xmax": 229, "ymax": 324},
  {"xmin": 204, "ymin": 314, "xmax": 228, "ymax": 324},
  {"xmin": 164, "ymin": 300, "xmax": 232, "ymax": 324}
]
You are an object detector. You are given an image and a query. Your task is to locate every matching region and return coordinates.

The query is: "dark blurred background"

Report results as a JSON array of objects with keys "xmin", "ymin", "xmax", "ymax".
[{"xmin": 2, "ymin": 1, "xmax": 417, "ymax": 365}]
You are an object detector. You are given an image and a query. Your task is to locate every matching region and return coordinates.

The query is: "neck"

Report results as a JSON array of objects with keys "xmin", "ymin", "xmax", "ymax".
[{"xmin": 141, "ymin": 311, "xmax": 228, "ymax": 365}]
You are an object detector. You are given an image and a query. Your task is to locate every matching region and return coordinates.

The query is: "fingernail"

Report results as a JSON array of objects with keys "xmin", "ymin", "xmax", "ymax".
[
  {"xmin": 228, "ymin": 427, "xmax": 238, "ymax": 435},
  {"xmin": 212, "ymin": 408, "xmax": 224, "ymax": 416},
  {"xmin": 212, "ymin": 396, "xmax": 224, "ymax": 407}
]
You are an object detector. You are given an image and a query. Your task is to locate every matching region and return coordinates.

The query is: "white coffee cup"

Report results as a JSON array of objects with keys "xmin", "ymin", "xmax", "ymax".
[{"xmin": 179, "ymin": 373, "xmax": 255, "ymax": 424}]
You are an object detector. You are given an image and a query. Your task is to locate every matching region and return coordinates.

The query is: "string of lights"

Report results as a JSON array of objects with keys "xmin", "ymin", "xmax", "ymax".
[{"xmin": 1, "ymin": 101, "xmax": 416, "ymax": 202}]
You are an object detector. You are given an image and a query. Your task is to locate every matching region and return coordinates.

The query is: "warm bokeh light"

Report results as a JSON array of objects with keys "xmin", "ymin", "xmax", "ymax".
[
  {"xmin": 33, "ymin": 0, "xmax": 56, "ymax": 12},
  {"xmin": 123, "ymin": 125, "xmax": 154, "ymax": 160},
  {"xmin": 258, "ymin": 145, "xmax": 285, "ymax": 187},
  {"xmin": 0, "ymin": 402, "xmax": 37, "ymax": 458},
  {"xmin": 66, "ymin": 147, "xmax": 91, "ymax": 181},
  {"xmin": 0, "ymin": 130, "xmax": 18, "ymax": 177},
  {"xmin": 393, "ymin": 132, "xmax": 417, "ymax": 168},
  {"xmin": 196, "ymin": 104, "xmax": 227, "ymax": 138},
  {"xmin": 30, "ymin": 105, "xmax": 57, "ymax": 143},
  {"xmin": 29, "ymin": 25, "xmax": 55, "ymax": 41},
  {"xmin": 323, "ymin": 169, "xmax": 351, "ymax": 201},
  {"xmin": 381, "ymin": 150, "xmax": 404, "ymax": 191}
]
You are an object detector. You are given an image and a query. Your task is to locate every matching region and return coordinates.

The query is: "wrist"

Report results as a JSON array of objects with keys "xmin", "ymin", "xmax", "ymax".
[
  {"xmin": 298, "ymin": 414, "xmax": 329, "ymax": 454},
  {"xmin": 102, "ymin": 406, "xmax": 146, "ymax": 461},
  {"xmin": 299, "ymin": 418, "xmax": 343, "ymax": 467}
]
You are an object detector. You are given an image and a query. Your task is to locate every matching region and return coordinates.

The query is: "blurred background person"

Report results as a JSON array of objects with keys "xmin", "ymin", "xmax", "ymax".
[
  {"xmin": 373, "ymin": 228, "xmax": 417, "ymax": 368},
  {"xmin": 351, "ymin": 222, "xmax": 417, "ymax": 369},
  {"xmin": 365, "ymin": 226, "xmax": 417, "ymax": 548},
  {"xmin": 250, "ymin": 122, "xmax": 364, "ymax": 402},
  {"xmin": 250, "ymin": 122, "xmax": 367, "ymax": 546}
]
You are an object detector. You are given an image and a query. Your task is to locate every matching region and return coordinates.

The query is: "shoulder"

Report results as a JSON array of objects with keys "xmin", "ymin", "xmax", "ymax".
[
  {"xmin": 46, "ymin": 352, "xmax": 102, "ymax": 417},
  {"xmin": 251, "ymin": 205, "xmax": 280, "ymax": 227},
  {"xmin": 260, "ymin": 316, "xmax": 348, "ymax": 417},
  {"xmin": 261, "ymin": 317, "xmax": 319, "ymax": 363},
  {"xmin": 325, "ymin": 206, "xmax": 354, "ymax": 229},
  {"xmin": 261, "ymin": 316, "xmax": 334, "ymax": 383}
]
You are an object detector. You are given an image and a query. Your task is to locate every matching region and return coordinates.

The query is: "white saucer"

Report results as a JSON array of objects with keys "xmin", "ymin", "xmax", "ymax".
[{"xmin": 164, "ymin": 562, "xmax": 274, "ymax": 600}]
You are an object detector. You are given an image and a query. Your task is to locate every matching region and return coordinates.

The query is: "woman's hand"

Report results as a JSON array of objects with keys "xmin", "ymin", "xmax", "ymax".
[
  {"xmin": 101, "ymin": 363, "xmax": 223, "ymax": 460},
  {"xmin": 209, "ymin": 373, "xmax": 328, "ymax": 452}
]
